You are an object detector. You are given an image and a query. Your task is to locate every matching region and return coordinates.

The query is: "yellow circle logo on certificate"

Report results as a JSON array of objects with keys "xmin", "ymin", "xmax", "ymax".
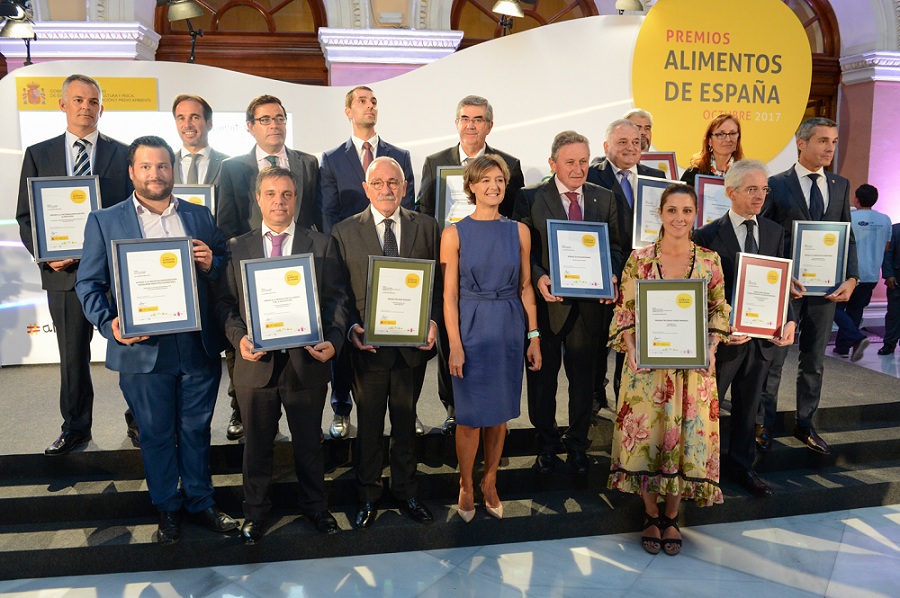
[
  {"xmin": 405, "ymin": 273, "xmax": 421, "ymax": 288},
  {"xmin": 70, "ymin": 189, "xmax": 87, "ymax": 203},
  {"xmin": 188, "ymin": 196, "xmax": 203, "ymax": 205},
  {"xmin": 823, "ymin": 233, "xmax": 837, "ymax": 246},
  {"xmin": 631, "ymin": 0, "xmax": 812, "ymax": 164},
  {"xmin": 160, "ymin": 252, "xmax": 178, "ymax": 268},
  {"xmin": 581, "ymin": 235, "xmax": 596, "ymax": 248},
  {"xmin": 766, "ymin": 270, "xmax": 780, "ymax": 284},
  {"xmin": 676, "ymin": 293, "xmax": 693, "ymax": 308},
  {"xmin": 284, "ymin": 270, "xmax": 301, "ymax": 286}
]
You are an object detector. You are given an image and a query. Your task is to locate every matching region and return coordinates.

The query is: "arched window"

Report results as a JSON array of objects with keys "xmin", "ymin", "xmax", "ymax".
[
  {"xmin": 783, "ymin": 0, "xmax": 841, "ymax": 120},
  {"xmin": 451, "ymin": 0, "xmax": 598, "ymax": 48}
]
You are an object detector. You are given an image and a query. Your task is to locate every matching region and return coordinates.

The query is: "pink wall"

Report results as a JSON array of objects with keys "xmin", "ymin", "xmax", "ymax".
[{"xmin": 328, "ymin": 63, "xmax": 421, "ymax": 86}]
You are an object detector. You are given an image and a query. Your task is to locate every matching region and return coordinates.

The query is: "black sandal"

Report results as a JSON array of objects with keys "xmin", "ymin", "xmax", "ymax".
[
  {"xmin": 659, "ymin": 514, "xmax": 682, "ymax": 556},
  {"xmin": 641, "ymin": 512, "xmax": 661, "ymax": 555}
]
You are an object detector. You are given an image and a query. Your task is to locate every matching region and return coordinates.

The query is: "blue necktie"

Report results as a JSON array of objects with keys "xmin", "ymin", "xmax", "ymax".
[
  {"xmin": 618, "ymin": 170, "xmax": 633, "ymax": 209},
  {"xmin": 808, "ymin": 173, "xmax": 824, "ymax": 221}
]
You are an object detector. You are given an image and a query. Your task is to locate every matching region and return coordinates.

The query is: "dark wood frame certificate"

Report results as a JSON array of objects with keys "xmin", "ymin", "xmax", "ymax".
[
  {"xmin": 791, "ymin": 221, "xmax": 850, "ymax": 296},
  {"xmin": 112, "ymin": 237, "xmax": 201, "ymax": 338},
  {"xmin": 435, "ymin": 165, "xmax": 469, "ymax": 230},
  {"xmin": 547, "ymin": 219, "xmax": 615, "ymax": 299},
  {"xmin": 633, "ymin": 176, "xmax": 687, "ymax": 249},
  {"xmin": 640, "ymin": 152, "xmax": 678, "ymax": 180},
  {"xmin": 731, "ymin": 253, "xmax": 792, "ymax": 338},
  {"xmin": 241, "ymin": 253, "xmax": 323, "ymax": 352},
  {"xmin": 363, "ymin": 256, "xmax": 436, "ymax": 347},
  {"xmin": 695, "ymin": 175, "xmax": 730, "ymax": 227},
  {"xmin": 635, "ymin": 278, "xmax": 708, "ymax": 369},
  {"xmin": 28, "ymin": 175, "xmax": 101, "ymax": 262},
  {"xmin": 172, "ymin": 184, "xmax": 216, "ymax": 216}
]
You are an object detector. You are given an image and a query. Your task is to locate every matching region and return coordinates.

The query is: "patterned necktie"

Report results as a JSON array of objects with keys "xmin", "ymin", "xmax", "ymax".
[
  {"xmin": 73, "ymin": 139, "xmax": 91, "ymax": 177},
  {"xmin": 565, "ymin": 191, "xmax": 582, "ymax": 221},
  {"xmin": 382, "ymin": 219, "xmax": 399, "ymax": 257},
  {"xmin": 807, "ymin": 173, "xmax": 824, "ymax": 220},
  {"xmin": 618, "ymin": 170, "xmax": 633, "ymax": 209},
  {"xmin": 362, "ymin": 141, "xmax": 373, "ymax": 172},
  {"xmin": 267, "ymin": 231, "xmax": 287, "ymax": 257},
  {"xmin": 185, "ymin": 153, "xmax": 200, "ymax": 184},
  {"xmin": 742, "ymin": 220, "xmax": 759, "ymax": 254},
  {"xmin": 266, "ymin": 155, "xmax": 278, "ymax": 169}
]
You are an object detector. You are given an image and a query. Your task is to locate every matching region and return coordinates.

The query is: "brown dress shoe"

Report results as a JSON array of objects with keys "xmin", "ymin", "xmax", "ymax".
[
  {"xmin": 755, "ymin": 425, "xmax": 772, "ymax": 452},
  {"xmin": 793, "ymin": 426, "xmax": 830, "ymax": 454}
]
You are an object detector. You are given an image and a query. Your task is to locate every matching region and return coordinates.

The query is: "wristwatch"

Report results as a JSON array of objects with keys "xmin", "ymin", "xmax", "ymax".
[{"xmin": 527, "ymin": 329, "xmax": 541, "ymax": 339}]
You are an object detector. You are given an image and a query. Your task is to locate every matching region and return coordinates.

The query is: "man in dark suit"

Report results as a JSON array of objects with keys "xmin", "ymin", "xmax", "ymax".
[
  {"xmin": 332, "ymin": 157, "xmax": 440, "ymax": 529},
  {"xmin": 513, "ymin": 130, "xmax": 622, "ymax": 475},
  {"xmin": 15, "ymin": 74, "xmax": 133, "ymax": 455},
  {"xmin": 759, "ymin": 117, "xmax": 858, "ymax": 455},
  {"xmin": 693, "ymin": 160, "xmax": 796, "ymax": 497},
  {"xmin": 879, "ymin": 222, "xmax": 900, "ymax": 355},
  {"xmin": 417, "ymin": 95, "xmax": 525, "ymax": 433},
  {"xmin": 75, "ymin": 136, "xmax": 237, "ymax": 545},
  {"xmin": 586, "ymin": 119, "xmax": 666, "ymax": 409},
  {"xmin": 318, "ymin": 85, "xmax": 416, "ymax": 439},
  {"xmin": 218, "ymin": 167, "xmax": 349, "ymax": 543},
  {"xmin": 217, "ymin": 94, "xmax": 319, "ymax": 239},
  {"xmin": 172, "ymin": 94, "xmax": 228, "ymax": 186}
]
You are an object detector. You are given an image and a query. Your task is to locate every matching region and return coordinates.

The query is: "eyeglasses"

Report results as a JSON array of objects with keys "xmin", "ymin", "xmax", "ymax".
[
  {"xmin": 456, "ymin": 116, "xmax": 488, "ymax": 125},
  {"xmin": 252, "ymin": 115, "xmax": 287, "ymax": 126},
  {"xmin": 368, "ymin": 179, "xmax": 402, "ymax": 190},
  {"xmin": 711, "ymin": 131, "xmax": 740, "ymax": 140},
  {"xmin": 740, "ymin": 186, "xmax": 770, "ymax": 195}
]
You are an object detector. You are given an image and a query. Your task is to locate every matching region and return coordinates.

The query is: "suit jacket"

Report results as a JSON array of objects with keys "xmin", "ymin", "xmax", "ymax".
[
  {"xmin": 319, "ymin": 137, "xmax": 415, "ymax": 235},
  {"xmin": 693, "ymin": 212, "xmax": 795, "ymax": 359},
  {"xmin": 884, "ymin": 223, "xmax": 900, "ymax": 280},
  {"xmin": 513, "ymin": 176, "xmax": 622, "ymax": 336},
  {"xmin": 417, "ymin": 144, "xmax": 525, "ymax": 218},
  {"xmin": 762, "ymin": 165, "xmax": 858, "ymax": 279},
  {"xmin": 75, "ymin": 197, "xmax": 227, "ymax": 374},
  {"xmin": 586, "ymin": 157, "xmax": 665, "ymax": 263},
  {"xmin": 174, "ymin": 147, "xmax": 229, "ymax": 186},
  {"xmin": 217, "ymin": 146, "xmax": 319, "ymax": 239},
  {"xmin": 217, "ymin": 227, "xmax": 349, "ymax": 389},
  {"xmin": 15, "ymin": 132, "xmax": 133, "ymax": 291},
  {"xmin": 331, "ymin": 206, "xmax": 442, "ymax": 371}
]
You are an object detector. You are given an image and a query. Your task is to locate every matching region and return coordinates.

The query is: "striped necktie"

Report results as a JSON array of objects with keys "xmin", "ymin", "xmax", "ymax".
[{"xmin": 73, "ymin": 139, "xmax": 91, "ymax": 177}]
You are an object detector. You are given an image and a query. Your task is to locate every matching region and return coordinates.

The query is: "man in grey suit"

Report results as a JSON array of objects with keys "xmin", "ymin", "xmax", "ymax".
[
  {"xmin": 513, "ymin": 131, "xmax": 622, "ymax": 475},
  {"xmin": 758, "ymin": 117, "xmax": 858, "ymax": 455},
  {"xmin": 416, "ymin": 95, "xmax": 525, "ymax": 433},
  {"xmin": 15, "ymin": 74, "xmax": 133, "ymax": 455},
  {"xmin": 586, "ymin": 119, "xmax": 666, "ymax": 407},
  {"xmin": 693, "ymin": 160, "xmax": 796, "ymax": 497},
  {"xmin": 332, "ymin": 157, "xmax": 440, "ymax": 530},
  {"xmin": 318, "ymin": 85, "xmax": 416, "ymax": 439},
  {"xmin": 171, "ymin": 94, "xmax": 228, "ymax": 186}
]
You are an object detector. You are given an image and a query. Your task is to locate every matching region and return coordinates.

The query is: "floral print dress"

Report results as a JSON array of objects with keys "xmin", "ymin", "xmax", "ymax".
[{"xmin": 607, "ymin": 241, "xmax": 731, "ymax": 506}]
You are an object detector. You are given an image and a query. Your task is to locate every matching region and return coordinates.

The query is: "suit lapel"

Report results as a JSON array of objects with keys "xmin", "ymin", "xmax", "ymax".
[
  {"xmin": 582, "ymin": 187, "xmax": 600, "ymax": 222},
  {"xmin": 205, "ymin": 150, "xmax": 225, "ymax": 185},
  {"xmin": 291, "ymin": 227, "xmax": 314, "ymax": 256},
  {"xmin": 399, "ymin": 209, "xmax": 418, "ymax": 257},
  {"xmin": 538, "ymin": 178, "xmax": 568, "ymax": 221},
  {"xmin": 715, "ymin": 213, "xmax": 740, "ymax": 256},
  {"xmin": 825, "ymin": 172, "xmax": 842, "ymax": 220},
  {"xmin": 342, "ymin": 139, "xmax": 366, "ymax": 185},
  {"xmin": 357, "ymin": 208, "xmax": 384, "ymax": 257},
  {"xmin": 93, "ymin": 134, "xmax": 115, "ymax": 178},
  {"xmin": 49, "ymin": 134, "xmax": 68, "ymax": 175},
  {"xmin": 786, "ymin": 167, "xmax": 810, "ymax": 219},
  {"xmin": 174, "ymin": 149, "xmax": 185, "ymax": 184}
]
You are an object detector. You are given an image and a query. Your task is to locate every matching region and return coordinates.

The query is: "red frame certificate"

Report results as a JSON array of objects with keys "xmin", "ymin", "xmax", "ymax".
[
  {"xmin": 731, "ymin": 253, "xmax": 792, "ymax": 339},
  {"xmin": 640, "ymin": 152, "xmax": 678, "ymax": 180}
]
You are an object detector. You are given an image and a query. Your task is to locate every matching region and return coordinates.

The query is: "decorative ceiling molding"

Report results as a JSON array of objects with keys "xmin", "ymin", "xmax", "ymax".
[
  {"xmin": 318, "ymin": 27, "xmax": 463, "ymax": 65},
  {"xmin": 0, "ymin": 22, "xmax": 160, "ymax": 61},
  {"xmin": 840, "ymin": 50, "xmax": 900, "ymax": 84}
]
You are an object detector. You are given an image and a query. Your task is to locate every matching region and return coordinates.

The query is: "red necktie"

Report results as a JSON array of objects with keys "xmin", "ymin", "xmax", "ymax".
[
  {"xmin": 565, "ymin": 192, "xmax": 582, "ymax": 221},
  {"xmin": 362, "ymin": 141, "xmax": 373, "ymax": 172}
]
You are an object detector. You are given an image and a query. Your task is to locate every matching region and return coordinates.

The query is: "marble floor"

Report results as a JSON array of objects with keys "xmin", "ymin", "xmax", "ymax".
[{"xmin": 2, "ymin": 504, "xmax": 899, "ymax": 597}]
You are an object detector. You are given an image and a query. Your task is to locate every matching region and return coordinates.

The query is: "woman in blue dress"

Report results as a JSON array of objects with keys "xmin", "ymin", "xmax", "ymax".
[{"xmin": 440, "ymin": 154, "xmax": 541, "ymax": 522}]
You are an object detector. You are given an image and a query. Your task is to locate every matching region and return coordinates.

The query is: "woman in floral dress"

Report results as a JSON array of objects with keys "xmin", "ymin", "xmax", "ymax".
[{"xmin": 608, "ymin": 184, "xmax": 731, "ymax": 556}]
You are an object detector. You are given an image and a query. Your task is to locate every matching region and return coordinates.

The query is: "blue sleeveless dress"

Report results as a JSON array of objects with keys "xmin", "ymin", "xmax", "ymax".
[{"xmin": 452, "ymin": 217, "xmax": 525, "ymax": 427}]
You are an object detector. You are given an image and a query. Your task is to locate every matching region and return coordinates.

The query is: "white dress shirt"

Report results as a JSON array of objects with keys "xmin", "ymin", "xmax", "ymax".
[
  {"xmin": 179, "ymin": 146, "xmax": 211, "ymax": 184},
  {"xmin": 133, "ymin": 195, "xmax": 187, "ymax": 239},
  {"xmin": 728, "ymin": 209, "xmax": 759, "ymax": 250},
  {"xmin": 261, "ymin": 221, "xmax": 296, "ymax": 257},
  {"xmin": 64, "ymin": 129, "xmax": 100, "ymax": 175},
  {"xmin": 369, "ymin": 205, "xmax": 402, "ymax": 252},
  {"xmin": 794, "ymin": 162, "xmax": 830, "ymax": 213},
  {"xmin": 554, "ymin": 177, "xmax": 585, "ymax": 216},
  {"xmin": 255, "ymin": 145, "xmax": 289, "ymax": 171}
]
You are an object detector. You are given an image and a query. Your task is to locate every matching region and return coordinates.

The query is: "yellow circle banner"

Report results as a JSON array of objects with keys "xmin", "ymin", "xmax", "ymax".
[
  {"xmin": 632, "ymin": 0, "xmax": 811, "ymax": 165},
  {"xmin": 160, "ymin": 252, "xmax": 178, "ymax": 268},
  {"xmin": 70, "ymin": 190, "xmax": 87, "ymax": 204},
  {"xmin": 406, "ymin": 273, "xmax": 421, "ymax": 288}
]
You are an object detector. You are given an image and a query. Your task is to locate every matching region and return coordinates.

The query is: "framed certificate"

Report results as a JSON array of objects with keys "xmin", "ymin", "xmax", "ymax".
[
  {"xmin": 635, "ymin": 278, "xmax": 708, "ymax": 369},
  {"xmin": 435, "ymin": 165, "xmax": 470, "ymax": 229},
  {"xmin": 640, "ymin": 152, "xmax": 678, "ymax": 180},
  {"xmin": 731, "ymin": 253, "xmax": 792, "ymax": 338},
  {"xmin": 633, "ymin": 176, "xmax": 687, "ymax": 249},
  {"xmin": 172, "ymin": 184, "xmax": 216, "ymax": 216},
  {"xmin": 112, "ymin": 237, "xmax": 201, "ymax": 338},
  {"xmin": 363, "ymin": 256, "xmax": 436, "ymax": 347},
  {"xmin": 547, "ymin": 219, "xmax": 615, "ymax": 299},
  {"xmin": 791, "ymin": 221, "xmax": 850, "ymax": 296},
  {"xmin": 27, "ymin": 175, "xmax": 101, "ymax": 262},
  {"xmin": 241, "ymin": 253, "xmax": 323, "ymax": 351},
  {"xmin": 695, "ymin": 175, "xmax": 730, "ymax": 226}
]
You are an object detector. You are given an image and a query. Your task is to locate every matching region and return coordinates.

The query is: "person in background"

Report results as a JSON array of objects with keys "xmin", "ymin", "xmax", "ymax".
[
  {"xmin": 680, "ymin": 114, "xmax": 744, "ymax": 185},
  {"xmin": 879, "ymin": 222, "xmax": 900, "ymax": 355}
]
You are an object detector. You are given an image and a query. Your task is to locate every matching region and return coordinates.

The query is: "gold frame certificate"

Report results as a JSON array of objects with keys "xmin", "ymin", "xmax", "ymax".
[
  {"xmin": 435, "ymin": 166, "xmax": 470, "ymax": 229},
  {"xmin": 363, "ymin": 256, "xmax": 436, "ymax": 347},
  {"xmin": 636, "ymin": 278, "xmax": 709, "ymax": 369}
]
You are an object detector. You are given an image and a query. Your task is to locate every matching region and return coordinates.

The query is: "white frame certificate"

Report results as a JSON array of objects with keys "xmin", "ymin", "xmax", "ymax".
[
  {"xmin": 636, "ymin": 278, "xmax": 708, "ymax": 369},
  {"xmin": 791, "ymin": 221, "xmax": 851, "ymax": 296},
  {"xmin": 546, "ymin": 219, "xmax": 615, "ymax": 299},
  {"xmin": 363, "ymin": 256, "xmax": 436, "ymax": 347},
  {"xmin": 172, "ymin": 184, "xmax": 216, "ymax": 216},
  {"xmin": 27, "ymin": 175, "xmax": 101, "ymax": 262},
  {"xmin": 633, "ymin": 176, "xmax": 688, "ymax": 248},
  {"xmin": 695, "ymin": 175, "xmax": 730, "ymax": 226},
  {"xmin": 435, "ymin": 165, "xmax": 471, "ymax": 229},
  {"xmin": 731, "ymin": 253, "xmax": 792, "ymax": 339}
]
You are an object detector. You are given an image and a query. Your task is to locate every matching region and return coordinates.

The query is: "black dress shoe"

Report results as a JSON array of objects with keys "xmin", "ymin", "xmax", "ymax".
[
  {"xmin": 536, "ymin": 452, "xmax": 556, "ymax": 474},
  {"xmin": 400, "ymin": 498, "xmax": 433, "ymax": 524},
  {"xmin": 241, "ymin": 519, "xmax": 264, "ymax": 545},
  {"xmin": 126, "ymin": 426, "xmax": 140, "ymax": 448},
  {"xmin": 311, "ymin": 510, "xmax": 339, "ymax": 534},
  {"xmin": 355, "ymin": 502, "xmax": 377, "ymax": 529},
  {"xmin": 567, "ymin": 450, "xmax": 590, "ymax": 474},
  {"xmin": 157, "ymin": 511, "xmax": 182, "ymax": 545},
  {"xmin": 877, "ymin": 345, "xmax": 895, "ymax": 356},
  {"xmin": 441, "ymin": 415, "xmax": 457, "ymax": 435},
  {"xmin": 44, "ymin": 431, "xmax": 91, "ymax": 456},
  {"xmin": 793, "ymin": 426, "xmax": 830, "ymax": 454},
  {"xmin": 755, "ymin": 425, "xmax": 772, "ymax": 452},
  {"xmin": 193, "ymin": 505, "xmax": 239, "ymax": 532},
  {"xmin": 732, "ymin": 468, "xmax": 774, "ymax": 498},
  {"xmin": 226, "ymin": 409, "xmax": 244, "ymax": 441}
]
